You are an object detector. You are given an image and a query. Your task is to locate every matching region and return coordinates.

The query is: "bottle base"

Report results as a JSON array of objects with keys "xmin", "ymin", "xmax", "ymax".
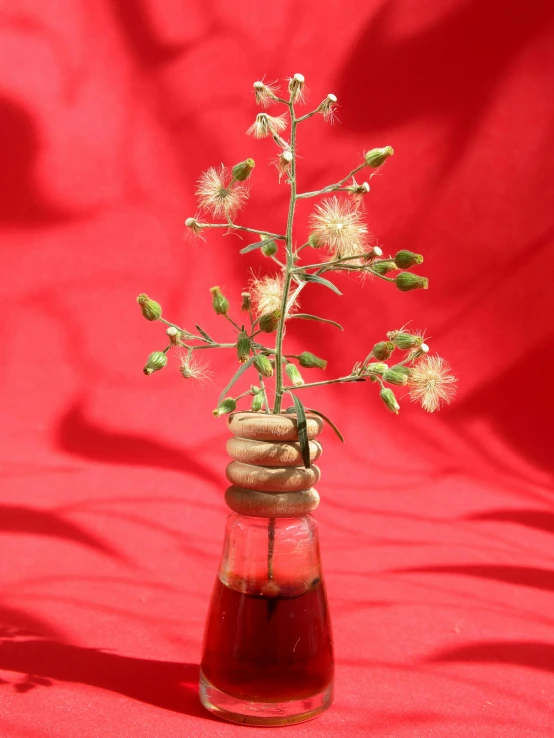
[{"xmin": 199, "ymin": 669, "xmax": 333, "ymax": 726}]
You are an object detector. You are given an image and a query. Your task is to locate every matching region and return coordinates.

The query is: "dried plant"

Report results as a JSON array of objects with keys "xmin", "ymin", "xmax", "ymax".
[{"xmin": 136, "ymin": 73, "xmax": 456, "ymax": 465}]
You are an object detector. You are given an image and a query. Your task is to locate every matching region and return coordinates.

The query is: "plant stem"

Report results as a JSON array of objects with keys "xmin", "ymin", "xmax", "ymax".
[
  {"xmin": 296, "ymin": 162, "xmax": 366, "ymax": 199},
  {"xmin": 202, "ymin": 222, "xmax": 286, "ymax": 240},
  {"xmin": 284, "ymin": 375, "xmax": 366, "ymax": 390},
  {"xmin": 273, "ymin": 100, "xmax": 298, "ymax": 414}
]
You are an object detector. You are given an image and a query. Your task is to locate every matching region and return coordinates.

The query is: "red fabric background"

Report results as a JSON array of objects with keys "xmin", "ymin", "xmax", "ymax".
[{"xmin": 1, "ymin": 1, "xmax": 553, "ymax": 736}]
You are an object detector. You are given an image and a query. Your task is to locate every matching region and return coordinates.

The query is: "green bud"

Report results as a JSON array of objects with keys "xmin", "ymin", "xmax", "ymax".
[
  {"xmin": 232, "ymin": 158, "xmax": 255, "ymax": 182},
  {"xmin": 395, "ymin": 273, "xmax": 429, "ymax": 292},
  {"xmin": 251, "ymin": 393, "xmax": 264, "ymax": 412},
  {"xmin": 210, "ymin": 286, "xmax": 229, "ymax": 315},
  {"xmin": 261, "ymin": 239, "xmax": 278, "ymax": 257},
  {"xmin": 298, "ymin": 351, "xmax": 327, "ymax": 370},
  {"xmin": 241, "ymin": 292, "xmax": 252, "ymax": 311},
  {"xmin": 394, "ymin": 250, "xmax": 423, "ymax": 269},
  {"xmin": 371, "ymin": 341, "xmax": 395, "ymax": 360},
  {"xmin": 365, "ymin": 146, "xmax": 394, "ymax": 168},
  {"xmin": 366, "ymin": 362, "xmax": 388, "ymax": 375},
  {"xmin": 250, "ymin": 385, "xmax": 261, "ymax": 395},
  {"xmin": 380, "ymin": 388, "xmax": 400, "ymax": 414},
  {"xmin": 383, "ymin": 368, "xmax": 408, "ymax": 386},
  {"xmin": 285, "ymin": 363, "xmax": 305, "ymax": 387},
  {"xmin": 259, "ymin": 310, "xmax": 281, "ymax": 333},
  {"xmin": 390, "ymin": 363, "xmax": 412, "ymax": 377},
  {"xmin": 237, "ymin": 329, "xmax": 251, "ymax": 363},
  {"xmin": 388, "ymin": 331, "xmax": 424, "ymax": 350},
  {"xmin": 371, "ymin": 260, "xmax": 397, "ymax": 276},
  {"xmin": 254, "ymin": 354, "xmax": 274, "ymax": 378},
  {"xmin": 143, "ymin": 351, "xmax": 168, "ymax": 375},
  {"xmin": 213, "ymin": 397, "xmax": 237, "ymax": 416},
  {"xmin": 136, "ymin": 294, "xmax": 162, "ymax": 321},
  {"xmin": 308, "ymin": 233, "xmax": 324, "ymax": 249}
]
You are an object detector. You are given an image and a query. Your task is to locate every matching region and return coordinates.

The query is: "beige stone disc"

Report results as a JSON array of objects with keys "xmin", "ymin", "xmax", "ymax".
[
  {"xmin": 225, "ymin": 486, "xmax": 320, "ymax": 517},
  {"xmin": 228, "ymin": 412, "xmax": 324, "ymax": 442},
  {"xmin": 226, "ymin": 460, "xmax": 320, "ymax": 492},
  {"xmin": 227, "ymin": 436, "xmax": 322, "ymax": 467}
]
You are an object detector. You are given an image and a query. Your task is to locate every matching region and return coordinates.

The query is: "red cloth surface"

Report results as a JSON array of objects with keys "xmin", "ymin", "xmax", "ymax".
[{"xmin": 1, "ymin": 1, "xmax": 553, "ymax": 736}]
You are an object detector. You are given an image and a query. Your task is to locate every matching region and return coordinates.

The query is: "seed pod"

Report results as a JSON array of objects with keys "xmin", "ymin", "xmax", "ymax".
[
  {"xmin": 241, "ymin": 292, "xmax": 252, "ymax": 311},
  {"xmin": 390, "ymin": 332, "xmax": 424, "ymax": 350},
  {"xmin": 285, "ymin": 363, "xmax": 305, "ymax": 387},
  {"xmin": 143, "ymin": 351, "xmax": 167, "ymax": 375},
  {"xmin": 365, "ymin": 362, "xmax": 388, "ymax": 375},
  {"xmin": 395, "ymin": 273, "xmax": 429, "ymax": 292},
  {"xmin": 365, "ymin": 146, "xmax": 394, "ymax": 168},
  {"xmin": 259, "ymin": 309, "xmax": 281, "ymax": 333},
  {"xmin": 371, "ymin": 260, "xmax": 397, "ymax": 275},
  {"xmin": 308, "ymin": 233, "xmax": 324, "ymax": 249},
  {"xmin": 261, "ymin": 239, "xmax": 278, "ymax": 257},
  {"xmin": 251, "ymin": 393, "xmax": 264, "ymax": 412},
  {"xmin": 298, "ymin": 351, "xmax": 327, "ymax": 370},
  {"xmin": 380, "ymin": 387, "xmax": 400, "ymax": 414},
  {"xmin": 394, "ymin": 250, "xmax": 423, "ymax": 269},
  {"xmin": 371, "ymin": 341, "xmax": 395, "ymax": 360},
  {"xmin": 232, "ymin": 158, "xmax": 255, "ymax": 182},
  {"xmin": 254, "ymin": 354, "xmax": 274, "ymax": 378},
  {"xmin": 237, "ymin": 330, "xmax": 251, "ymax": 363},
  {"xmin": 383, "ymin": 368, "xmax": 408, "ymax": 386},
  {"xmin": 136, "ymin": 294, "xmax": 162, "ymax": 321},
  {"xmin": 210, "ymin": 286, "xmax": 229, "ymax": 315},
  {"xmin": 213, "ymin": 397, "xmax": 237, "ymax": 417}
]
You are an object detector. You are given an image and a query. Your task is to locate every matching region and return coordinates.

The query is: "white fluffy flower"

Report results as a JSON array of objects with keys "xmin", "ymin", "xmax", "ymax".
[
  {"xmin": 408, "ymin": 355, "xmax": 457, "ymax": 413},
  {"xmin": 309, "ymin": 196, "xmax": 369, "ymax": 258},
  {"xmin": 250, "ymin": 274, "xmax": 299, "ymax": 317},
  {"xmin": 247, "ymin": 113, "xmax": 288, "ymax": 139},
  {"xmin": 195, "ymin": 165, "xmax": 248, "ymax": 219}
]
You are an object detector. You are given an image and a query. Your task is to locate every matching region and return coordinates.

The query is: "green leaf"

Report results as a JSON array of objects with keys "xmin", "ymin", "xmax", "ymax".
[
  {"xmin": 240, "ymin": 238, "xmax": 276, "ymax": 255},
  {"xmin": 195, "ymin": 324, "xmax": 214, "ymax": 343},
  {"xmin": 305, "ymin": 407, "xmax": 345, "ymax": 443},
  {"xmin": 290, "ymin": 393, "xmax": 311, "ymax": 469},
  {"xmin": 290, "ymin": 313, "xmax": 343, "ymax": 330},
  {"xmin": 298, "ymin": 273, "xmax": 343, "ymax": 295},
  {"xmin": 217, "ymin": 356, "xmax": 256, "ymax": 407}
]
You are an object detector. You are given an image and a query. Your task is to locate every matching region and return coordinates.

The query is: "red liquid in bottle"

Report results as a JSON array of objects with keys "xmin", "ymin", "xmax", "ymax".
[{"xmin": 201, "ymin": 577, "xmax": 333, "ymax": 702}]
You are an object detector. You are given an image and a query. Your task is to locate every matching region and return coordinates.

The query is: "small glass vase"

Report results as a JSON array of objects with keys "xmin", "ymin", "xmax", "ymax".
[{"xmin": 199, "ymin": 412, "xmax": 334, "ymax": 726}]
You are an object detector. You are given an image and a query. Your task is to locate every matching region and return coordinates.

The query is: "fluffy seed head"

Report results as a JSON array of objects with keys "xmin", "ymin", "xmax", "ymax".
[
  {"xmin": 288, "ymin": 73, "xmax": 307, "ymax": 103},
  {"xmin": 309, "ymin": 196, "xmax": 369, "ymax": 259},
  {"xmin": 196, "ymin": 165, "xmax": 248, "ymax": 219},
  {"xmin": 250, "ymin": 274, "xmax": 298, "ymax": 317},
  {"xmin": 247, "ymin": 113, "xmax": 288, "ymax": 139},
  {"xmin": 184, "ymin": 217, "xmax": 205, "ymax": 240},
  {"xmin": 253, "ymin": 80, "xmax": 280, "ymax": 108},
  {"xmin": 409, "ymin": 355, "xmax": 457, "ymax": 413},
  {"xmin": 319, "ymin": 94, "xmax": 338, "ymax": 123},
  {"xmin": 179, "ymin": 351, "xmax": 211, "ymax": 383}
]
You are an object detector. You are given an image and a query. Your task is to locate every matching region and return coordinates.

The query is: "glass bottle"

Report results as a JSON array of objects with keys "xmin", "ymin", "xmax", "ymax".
[{"xmin": 199, "ymin": 513, "xmax": 333, "ymax": 726}]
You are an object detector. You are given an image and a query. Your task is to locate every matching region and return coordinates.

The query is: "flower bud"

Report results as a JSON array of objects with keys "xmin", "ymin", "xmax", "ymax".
[
  {"xmin": 232, "ymin": 158, "xmax": 255, "ymax": 182},
  {"xmin": 298, "ymin": 351, "xmax": 327, "ymax": 369},
  {"xmin": 395, "ymin": 273, "xmax": 429, "ymax": 292},
  {"xmin": 371, "ymin": 341, "xmax": 395, "ymax": 360},
  {"xmin": 390, "ymin": 364, "xmax": 412, "ymax": 377},
  {"xmin": 241, "ymin": 292, "xmax": 252, "ymax": 311},
  {"xmin": 210, "ymin": 285, "xmax": 229, "ymax": 315},
  {"xmin": 394, "ymin": 250, "xmax": 424, "ymax": 269},
  {"xmin": 365, "ymin": 146, "xmax": 394, "ymax": 168},
  {"xmin": 166, "ymin": 326, "xmax": 181, "ymax": 345},
  {"xmin": 348, "ymin": 181, "xmax": 370, "ymax": 197},
  {"xmin": 254, "ymin": 354, "xmax": 274, "ymax": 378},
  {"xmin": 371, "ymin": 260, "xmax": 397, "ymax": 275},
  {"xmin": 383, "ymin": 368, "xmax": 408, "ymax": 386},
  {"xmin": 365, "ymin": 362, "xmax": 388, "ymax": 375},
  {"xmin": 237, "ymin": 330, "xmax": 251, "ymax": 363},
  {"xmin": 285, "ymin": 363, "xmax": 305, "ymax": 387},
  {"xmin": 251, "ymin": 393, "xmax": 264, "ymax": 412},
  {"xmin": 388, "ymin": 331, "xmax": 424, "ymax": 350},
  {"xmin": 250, "ymin": 385, "xmax": 261, "ymax": 395},
  {"xmin": 143, "ymin": 351, "xmax": 168, "ymax": 375},
  {"xmin": 288, "ymin": 73, "xmax": 306, "ymax": 103},
  {"xmin": 136, "ymin": 294, "xmax": 162, "ymax": 321},
  {"xmin": 259, "ymin": 309, "xmax": 281, "ymax": 333},
  {"xmin": 308, "ymin": 233, "xmax": 323, "ymax": 249},
  {"xmin": 380, "ymin": 387, "xmax": 400, "ymax": 414},
  {"xmin": 213, "ymin": 397, "xmax": 237, "ymax": 416},
  {"xmin": 261, "ymin": 239, "xmax": 278, "ymax": 257}
]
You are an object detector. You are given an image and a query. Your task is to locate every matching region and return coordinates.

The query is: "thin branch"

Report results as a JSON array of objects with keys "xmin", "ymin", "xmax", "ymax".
[
  {"xmin": 296, "ymin": 162, "xmax": 366, "ymax": 199},
  {"xmin": 201, "ymin": 222, "xmax": 286, "ymax": 241}
]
